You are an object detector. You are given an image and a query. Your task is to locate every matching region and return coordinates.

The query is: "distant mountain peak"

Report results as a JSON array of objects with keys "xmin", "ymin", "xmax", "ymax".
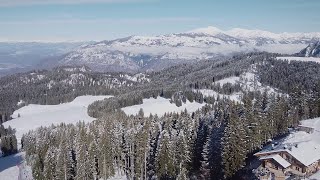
[
  {"xmin": 297, "ymin": 41, "xmax": 320, "ymax": 57},
  {"xmin": 187, "ymin": 26, "xmax": 224, "ymax": 36},
  {"xmin": 55, "ymin": 26, "xmax": 320, "ymax": 73},
  {"xmin": 226, "ymin": 28, "xmax": 278, "ymax": 39}
]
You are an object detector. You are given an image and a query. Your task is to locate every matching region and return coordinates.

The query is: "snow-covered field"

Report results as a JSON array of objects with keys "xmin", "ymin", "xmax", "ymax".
[
  {"xmin": 281, "ymin": 118, "xmax": 320, "ymax": 146},
  {"xmin": 0, "ymin": 95, "xmax": 112, "ymax": 180},
  {"xmin": 121, "ymin": 97, "xmax": 206, "ymax": 117},
  {"xmin": 193, "ymin": 89, "xmax": 242, "ymax": 102},
  {"xmin": 3, "ymin": 95, "xmax": 111, "ymax": 147},
  {"xmin": 215, "ymin": 76, "xmax": 240, "ymax": 85},
  {"xmin": 276, "ymin": 56, "xmax": 320, "ymax": 63}
]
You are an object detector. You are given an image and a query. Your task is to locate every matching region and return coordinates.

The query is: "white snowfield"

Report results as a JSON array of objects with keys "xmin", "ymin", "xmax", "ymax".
[
  {"xmin": 121, "ymin": 97, "xmax": 206, "ymax": 117},
  {"xmin": 3, "ymin": 95, "xmax": 112, "ymax": 147},
  {"xmin": 0, "ymin": 95, "xmax": 112, "ymax": 180},
  {"xmin": 276, "ymin": 57, "xmax": 320, "ymax": 63},
  {"xmin": 215, "ymin": 76, "xmax": 240, "ymax": 85},
  {"xmin": 193, "ymin": 89, "xmax": 242, "ymax": 103}
]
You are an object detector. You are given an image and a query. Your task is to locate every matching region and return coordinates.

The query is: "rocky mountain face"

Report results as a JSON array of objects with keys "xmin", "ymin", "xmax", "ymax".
[
  {"xmin": 57, "ymin": 26, "xmax": 320, "ymax": 72},
  {"xmin": 297, "ymin": 41, "xmax": 320, "ymax": 57}
]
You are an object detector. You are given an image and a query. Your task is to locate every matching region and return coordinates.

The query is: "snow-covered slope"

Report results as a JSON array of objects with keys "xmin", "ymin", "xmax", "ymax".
[
  {"xmin": 58, "ymin": 26, "xmax": 320, "ymax": 72},
  {"xmin": 3, "ymin": 95, "xmax": 112, "ymax": 147},
  {"xmin": 193, "ymin": 89, "xmax": 242, "ymax": 103},
  {"xmin": 193, "ymin": 68, "xmax": 282, "ymax": 103},
  {"xmin": 297, "ymin": 41, "xmax": 320, "ymax": 57},
  {"xmin": 121, "ymin": 97, "xmax": 206, "ymax": 117}
]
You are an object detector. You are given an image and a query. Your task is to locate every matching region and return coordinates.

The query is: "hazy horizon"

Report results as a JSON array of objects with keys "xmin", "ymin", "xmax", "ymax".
[{"xmin": 1, "ymin": 0, "xmax": 320, "ymax": 42}]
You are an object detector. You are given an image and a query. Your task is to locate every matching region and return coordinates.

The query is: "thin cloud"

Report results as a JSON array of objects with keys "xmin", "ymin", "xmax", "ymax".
[{"xmin": 0, "ymin": 0, "xmax": 154, "ymax": 7}]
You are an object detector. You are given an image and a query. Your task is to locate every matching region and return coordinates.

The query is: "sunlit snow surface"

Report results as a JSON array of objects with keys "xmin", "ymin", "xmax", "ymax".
[
  {"xmin": 3, "ymin": 95, "xmax": 112, "ymax": 148},
  {"xmin": 0, "ymin": 95, "xmax": 112, "ymax": 180},
  {"xmin": 121, "ymin": 97, "xmax": 206, "ymax": 117}
]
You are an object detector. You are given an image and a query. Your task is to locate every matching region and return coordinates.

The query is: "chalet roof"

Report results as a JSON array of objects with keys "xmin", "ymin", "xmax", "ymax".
[
  {"xmin": 255, "ymin": 141, "xmax": 320, "ymax": 167},
  {"xmin": 298, "ymin": 125, "xmax": 314, "ymax": 129},
  {"xmin": 259, "ymin": 154, "xmax": 291, "ymax": 168},
  {"xmin": 288, "ymin": 141, "xmax": 320, "ymax": 167}
]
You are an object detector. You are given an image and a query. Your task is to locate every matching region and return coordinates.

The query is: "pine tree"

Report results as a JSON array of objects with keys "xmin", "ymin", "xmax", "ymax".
[
  {"xmin": 43, "ymin": 147, "xmax": 57, "ymax": 180},
  {"xmin": 156, "ymin": 131, "xmax": 176, "ymax": 179},
  {"xmin": 55, "ymin": 135, "xmax": 75, "ymax": 180},
  {"xmin": 222, "ymin": 104, "xmax": 247, "ymax": 179},
  {"xmin": 200, "ymin": 136, "xmax": 211, "ymax": 179},
  {"xmin": 88, "ymin": 140, "xmax": 99, "ymax": 179},
  {"xmin": 32, "ymin": 154, "xmax": 45, "ymax": 180},
  {"xmin": 209, "ymin": 122, "xmax": 225, "ymax": 180}
]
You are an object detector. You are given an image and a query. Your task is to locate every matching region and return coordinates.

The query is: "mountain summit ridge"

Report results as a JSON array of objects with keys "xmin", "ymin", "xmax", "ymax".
[{"xmin": 57, "ymin": 26, "xmax": 320, "ymax": 72}]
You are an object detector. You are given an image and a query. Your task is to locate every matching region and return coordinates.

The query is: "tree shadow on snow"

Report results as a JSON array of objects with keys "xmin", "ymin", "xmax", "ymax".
[{"xmin": 0, "ymin": 153, "xmax": 23, "ymax": 172}]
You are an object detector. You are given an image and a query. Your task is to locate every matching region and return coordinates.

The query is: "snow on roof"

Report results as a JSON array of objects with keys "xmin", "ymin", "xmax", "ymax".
[
  {"xmin": 287, "ymin": 141, "xmax": 320, "ymax": 167},
  {"xmin": 259, "ymin": 154, "xmax": 291, "ymax": 168},
  {"xmin": 256, "ymin": 141, "xmax": 320, "ymax": 167},
  {"xmin": 298, "ymin": 125, "xmax": 314, "ymax": 129}
]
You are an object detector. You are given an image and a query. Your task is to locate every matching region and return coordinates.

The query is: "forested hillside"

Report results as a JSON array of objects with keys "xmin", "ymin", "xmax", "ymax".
[
  {"xmin": 15, "ymin": 52, "xmax": 320, "ymax": 179},
  {"xmin": 0, "ymin": 66, "xmax": 149, "ymax": 124},
  {"xmin": 0, "ymin": 125, "xmax": 17, "ymax": 157}
]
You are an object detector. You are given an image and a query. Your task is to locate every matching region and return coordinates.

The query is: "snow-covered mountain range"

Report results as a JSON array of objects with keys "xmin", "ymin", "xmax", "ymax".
[
  {"xmin": 297, "ymin": 41, "xmax": 320, "ymax": 57},
  {"xmin": 58, "ymin": 26, "xmax": 320, "ymax": 72}
]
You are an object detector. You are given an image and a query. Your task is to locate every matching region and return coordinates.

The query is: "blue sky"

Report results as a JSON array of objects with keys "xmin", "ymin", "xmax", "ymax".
[{"xmin": 0, "ymin": 0, "xmax": 319, "ymax": 42}]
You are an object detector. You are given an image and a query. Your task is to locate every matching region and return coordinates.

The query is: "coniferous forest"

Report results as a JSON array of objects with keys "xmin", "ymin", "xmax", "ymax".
[{"xmin": 1, "ymin": 52, "xmax": 320, "ymax": 179}]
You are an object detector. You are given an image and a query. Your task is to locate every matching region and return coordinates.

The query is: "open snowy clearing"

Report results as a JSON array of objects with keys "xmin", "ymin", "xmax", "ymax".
[
  {"xmin": 3, "ymin": 95, "xmax": 112, "ymax": 148},
  {"xmin": 193, "ymin": 89, "xmax": 242, "ymax": 103},
  {"xmin": 121, "ymin": 97, "xmax": 206, "ymax": 117},
  {"xmin": 276, "ymin": 57, "xmax": 320, "ymax": 63},
  {"xmin": 215, "ymin": 76, "xmax": 240, "ymax": 85},
  {"xmin": 0, "ymin": 95, "xmax": 112, "ymax": 180},
  {"xmin": 281, "ymin": 117, "xmax": 320, "ymax": 146}
]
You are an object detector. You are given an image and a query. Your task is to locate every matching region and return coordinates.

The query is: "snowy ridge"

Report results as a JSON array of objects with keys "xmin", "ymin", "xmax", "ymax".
[
  {"xmin": 58, "ymin": 26, "xmax": 320, "ymax": 72},
  {"xmin": 296, "ymin": 41, "xmax": 320, "ymax": 57}
]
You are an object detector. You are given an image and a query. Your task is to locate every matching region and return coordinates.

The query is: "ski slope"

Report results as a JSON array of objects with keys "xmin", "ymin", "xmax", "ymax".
[
  {"xmin": 0, "ymin": 95, "xmax": 112, "ymax": 180},
  {"xmin": 121, "ymin": 97, "xmax": 206, "ymax": 117}
]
